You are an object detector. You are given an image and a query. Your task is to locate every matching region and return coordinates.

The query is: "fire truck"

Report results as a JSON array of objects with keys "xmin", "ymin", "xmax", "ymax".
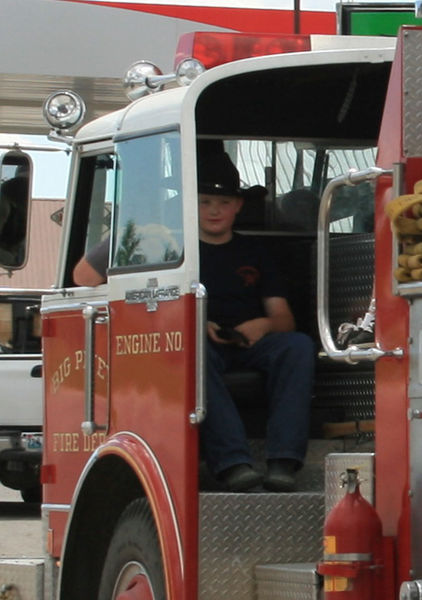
[{"xmin": 4, "ymin": 6, "xmax": 422, "ymax": 599}]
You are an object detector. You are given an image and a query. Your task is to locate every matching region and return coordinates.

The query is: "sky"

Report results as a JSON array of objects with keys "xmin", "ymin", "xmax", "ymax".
[{"xmin": 0, "ymin": 134, "xmax": 70, "ymax": 199}]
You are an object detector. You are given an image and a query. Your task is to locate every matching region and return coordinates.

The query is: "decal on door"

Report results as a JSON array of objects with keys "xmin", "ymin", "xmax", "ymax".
[
  {"xmin": 51, "ymin": 349, "xmax": 108, "ymax": 394},
  {"xmin": 115, "ymin": 331, "xmax": 184, "ymax": 355},
  {"xmin": 52, "ymin": 432, "xmax": 106, "ymax": 453}
]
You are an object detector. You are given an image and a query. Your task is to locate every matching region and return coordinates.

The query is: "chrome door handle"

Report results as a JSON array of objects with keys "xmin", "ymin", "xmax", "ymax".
[
  {"xmin": 81, "ymin": 304, "xmax": 108, "ymax": 435},
  {"xmin": 189, "ymin": 282, "xmax": 207, "ymax": 424}
]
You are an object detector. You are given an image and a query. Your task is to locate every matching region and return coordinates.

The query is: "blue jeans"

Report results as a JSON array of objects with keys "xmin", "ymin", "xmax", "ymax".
[{"xmin": 201, "ymin": 331, "xmax": 314, "ymax": 476}]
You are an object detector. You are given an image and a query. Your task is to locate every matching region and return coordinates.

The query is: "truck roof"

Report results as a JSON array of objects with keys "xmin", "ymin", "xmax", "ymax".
[
  {"xmin": 309, "ymin": 34, "xmax": 396, "ymax": 51},
  {"xmin": 74, "ymin": 41, "xmax": 396, "ymax": 145},
  {"xmin": 75, "ymin": 87, "xmax": 187, "ymax": 144}
]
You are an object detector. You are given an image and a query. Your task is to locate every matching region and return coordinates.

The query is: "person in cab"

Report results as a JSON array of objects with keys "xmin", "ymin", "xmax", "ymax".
[{"xmin": 197, "ymin": 150, "xmax": 315, "ymax": 492}]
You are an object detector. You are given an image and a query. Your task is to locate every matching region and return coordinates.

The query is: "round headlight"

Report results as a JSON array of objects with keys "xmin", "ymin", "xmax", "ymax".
[
  {"xmin": 43, "ymin": 90, "xmax": 86, "ymax": 131},
  {"xmin": 176, "ymin": 58, "xmax": 205, "ymax": 86},
  {"xmin": 123, "ymin": 61, "xmax": 163, "ymax": 101}
]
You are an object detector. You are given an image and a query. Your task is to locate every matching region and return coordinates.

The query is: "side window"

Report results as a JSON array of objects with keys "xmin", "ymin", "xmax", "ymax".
[
  {"xmin": 216, "ymin": 139, "xmax": 376, "ymax": 233},
  {"xmin": 112, "ymin": 132, "xmax": 183, "ymax": 270},
  {"xmin": 327, "ymin": 148, "xmax": 377, "ymax": 234},
  {"xmin": 83, "ymin": 155, "xmax": 115, "ymax": 255},
  {"xmin": 275, "ymin": 142, "xmax": 376, "ymax": 233},
  {"xmin": 66, "ymin": 153, "xmax": 115, "ymax": 286}
]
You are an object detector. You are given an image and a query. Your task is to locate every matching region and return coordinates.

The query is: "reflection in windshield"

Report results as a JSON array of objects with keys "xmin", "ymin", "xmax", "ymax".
[
  {"xmin": 115, "ymin": 220, "xmax": 180, "ymax": 266},
  {"xmin": 113, "ymin": 132, "xmax": 183, "ymax": 270}
]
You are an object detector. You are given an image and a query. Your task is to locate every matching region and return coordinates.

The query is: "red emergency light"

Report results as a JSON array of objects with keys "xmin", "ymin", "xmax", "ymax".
[{"xmin": 175, "ymin": 31, "xmax": 311, "ymax": 70}]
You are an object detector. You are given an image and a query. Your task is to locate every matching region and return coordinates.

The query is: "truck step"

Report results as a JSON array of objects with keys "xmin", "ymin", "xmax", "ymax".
[
  {"xmin": 0, "ymin": 559, "xmax": 44, "ymax": 599},
  {"xmin": 200, "ymin": 439, "xmax": 374, "ymax": 492},
  {"xmin": 199, "ymin": 491, "xmax": 324, "ymax": 600},
  {"xmin": 255, "ymin": 562, "xmax": 322, "ymax": 600}
]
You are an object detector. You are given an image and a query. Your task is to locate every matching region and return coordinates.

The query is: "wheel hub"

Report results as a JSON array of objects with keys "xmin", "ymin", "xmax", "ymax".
[{"xmin": 114, "ymin": 562, "xmax": 154, "ymax": 600}]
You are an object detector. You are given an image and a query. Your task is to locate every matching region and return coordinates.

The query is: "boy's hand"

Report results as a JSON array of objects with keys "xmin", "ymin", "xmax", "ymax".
[
  {"xmin": 207, "ymin": 322, "xmax": 249, "ymax": 346},
  {"xmin": 235, "ymin": 318, "xmax": 271, "ymax": 346},
  {"xmin": 207, "ymin": 321, "xmax": 230, "ymax": 344}
]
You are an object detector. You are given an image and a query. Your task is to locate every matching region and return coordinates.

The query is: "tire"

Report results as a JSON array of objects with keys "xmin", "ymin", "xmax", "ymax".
[
  {"xmin": 98, "ymin": 498, "xmax": 166, "ymax": 600},
  {"xmin": 21, "ymin": 486, "xmax": 41, "ymax": 503}
]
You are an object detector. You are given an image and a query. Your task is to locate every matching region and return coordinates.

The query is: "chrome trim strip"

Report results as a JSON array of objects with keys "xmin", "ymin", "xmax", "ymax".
[
  {"xmin": 392, "ymin": 162, "xmax": 404, "ymax": 297},
  {"xmin": 41, "ymin": 298, "xmax": 107, "ymax": 315},
  {"xmin": 81, "ymin": 304, "xmax": 109, "ymax": 435},
  {"xmin": 190, "ymin": 281, "xmax": 207, "ymax": 424},
  {"xmin": 41, "ymin": 503, "xmax": 71, "ymax": 513},
  {"xmin": 114, "ymin": 124, "xmax": 180, "ymax": 144},
  {"xmin": 324, "ymin": 552, "xmax": 372, "ymax": 562},
  {"xmin": 0, "ymin": 287, "xmax": 61, "ymax": 295},
  {"xmin": 0, "ymin": 143, "xmax": 66, "ymax": 153},
  {"xmin": 398, "ymin": 283, "xmax": 422, "ymax": 298},
  {"xmin": 0, "ymin": 354, "xmax": 42, "ymax": 360}
]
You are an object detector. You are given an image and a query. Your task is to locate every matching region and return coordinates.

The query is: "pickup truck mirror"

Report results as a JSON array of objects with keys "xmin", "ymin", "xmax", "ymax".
[{"xmin": 0, "ymin": 151, "xmax": 32, "ymax": 271}]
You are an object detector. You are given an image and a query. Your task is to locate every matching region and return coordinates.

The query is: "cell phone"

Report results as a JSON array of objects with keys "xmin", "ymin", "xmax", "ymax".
[{"xmin": 216, "ymin": 327, "xmax": 248, "ymax": 345}]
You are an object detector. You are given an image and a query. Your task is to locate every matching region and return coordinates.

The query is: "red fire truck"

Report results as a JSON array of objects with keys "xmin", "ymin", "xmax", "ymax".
[{"xmin": 3, "ymin": 10, "xmax": 422, "ymax": 600}]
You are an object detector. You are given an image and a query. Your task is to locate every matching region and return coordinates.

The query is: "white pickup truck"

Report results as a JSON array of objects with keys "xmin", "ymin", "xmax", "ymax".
[{"xmin": 0, "ymin": 294, "xmax": 43, "ymax": 502}]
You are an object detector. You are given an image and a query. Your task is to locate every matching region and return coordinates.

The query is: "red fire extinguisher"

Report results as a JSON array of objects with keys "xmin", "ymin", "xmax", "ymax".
[{"xmin": 317, "ymin": 468, "xmax": 385, "ymax": 600}]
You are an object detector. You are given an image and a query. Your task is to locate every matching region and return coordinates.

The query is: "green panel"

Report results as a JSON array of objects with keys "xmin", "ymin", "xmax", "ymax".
[{"xmin": 351, "ymin": 11, "xmax": 420, "ymax": 36}]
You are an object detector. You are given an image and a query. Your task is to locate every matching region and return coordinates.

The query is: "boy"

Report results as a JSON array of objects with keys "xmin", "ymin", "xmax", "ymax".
[{"xmin": 198, "ymin": 151, "xmax": 314, "ymax": 492}]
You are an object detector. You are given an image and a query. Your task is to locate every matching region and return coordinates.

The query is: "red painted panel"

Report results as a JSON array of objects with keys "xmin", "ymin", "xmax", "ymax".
[
  {"xmin": 107, "ymin": 293, "xmax": 199, "ymax": 600},
  {"xmin": 59, "ymin": 0, "xmax": 336, "ymax": 34},
  {"xmin": 43, "ymin": 292, "xmax": 199, "ymax": 597},
  {"xmin": 375, "ymin": 30, "xmax": 412, "ymax": 587},
  {"xmin": 298, "ymin": 11, "xmax": 336, "ymax": 34}
]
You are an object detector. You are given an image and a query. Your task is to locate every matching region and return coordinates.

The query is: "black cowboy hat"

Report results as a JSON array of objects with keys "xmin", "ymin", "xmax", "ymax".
[
  {"xmin": 198, "ymin": 150, "xmax": 267, "ymax": 201},
  {"xmin": 198, "ymin": 152, "xmax": 242, "ymax": 197}
]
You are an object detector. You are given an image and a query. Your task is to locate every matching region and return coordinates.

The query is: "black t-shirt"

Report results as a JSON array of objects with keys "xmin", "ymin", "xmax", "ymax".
[{"xmin": 199, "ymin": 233, "xmax": 287, "ymax": 328}]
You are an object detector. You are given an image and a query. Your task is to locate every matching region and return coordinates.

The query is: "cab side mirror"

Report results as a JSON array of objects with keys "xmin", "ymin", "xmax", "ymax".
[{"xmin": 0, "ymin": 151, "xmax": 32, "ymax": 271}]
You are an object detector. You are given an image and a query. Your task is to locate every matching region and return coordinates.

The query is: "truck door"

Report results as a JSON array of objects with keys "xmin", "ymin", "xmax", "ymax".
[
  {"xmin": 91, "ymin": 130, "xmax": 199, "ymax": 599},
  {"xmin": 106, "ymin": 130, "xmax": 199, "ymax": 528}
]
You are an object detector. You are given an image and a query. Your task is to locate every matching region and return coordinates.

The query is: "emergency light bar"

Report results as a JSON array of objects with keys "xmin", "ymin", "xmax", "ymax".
[{"xmin": 174, "ymin": 31, "xmax": 311, "ymax": 70}]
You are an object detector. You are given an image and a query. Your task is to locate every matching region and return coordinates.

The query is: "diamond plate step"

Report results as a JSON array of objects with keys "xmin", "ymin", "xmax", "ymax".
[
  {"xmin": 198, "ymin": 492, "xmax": 324, "ymax": 600},
  {"xmin": 255, "ymin": 563, "xmax": 322, "ymax": 600}
]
